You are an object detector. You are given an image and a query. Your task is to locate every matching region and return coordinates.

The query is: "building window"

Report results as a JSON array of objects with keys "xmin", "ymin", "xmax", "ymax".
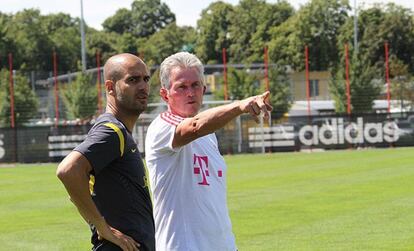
[{"xmin": 309, "ymin": 79, "xmax": 319, "ymax": 97}]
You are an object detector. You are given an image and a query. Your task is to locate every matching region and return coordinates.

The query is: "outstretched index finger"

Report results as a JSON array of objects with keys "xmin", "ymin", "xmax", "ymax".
[{"xmin": 260, "ymin": 91, "xmax": 270, "ymax": 101}]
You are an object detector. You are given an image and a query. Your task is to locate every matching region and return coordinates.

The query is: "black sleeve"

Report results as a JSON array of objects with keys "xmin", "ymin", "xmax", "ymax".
[{"xmin": 74, "ymin": 124, "xmax": 123, "ymax": 175}]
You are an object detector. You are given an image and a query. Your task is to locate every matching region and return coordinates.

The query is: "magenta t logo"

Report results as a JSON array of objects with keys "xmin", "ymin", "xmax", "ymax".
[{"xmin": 193, "ymin": 154, "xmax": 210, "ymax": 185}]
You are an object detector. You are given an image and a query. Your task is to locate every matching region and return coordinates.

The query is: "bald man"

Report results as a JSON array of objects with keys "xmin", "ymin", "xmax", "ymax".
[{"xmin": 57, "ymin": 53, "xmax": 155, "ymax": 251}]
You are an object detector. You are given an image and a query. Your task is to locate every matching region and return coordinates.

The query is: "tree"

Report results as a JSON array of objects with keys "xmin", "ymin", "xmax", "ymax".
[
  {"xmin": 214, "ymin": 67, "xmax": 262, "ymax": 101},
  {"xmin": 329, "ymin": 53, "xmax": 382, "ymax": 113},
  {"xmin": 102, "ymin": 8, "xmax": 133, "ymax": 34},
  {"xmin": 267, "ymin": 66, "xmax": 292, "ymax": 117},
  {"xmin": 0, "ymin": 13, "xmax": 15, "ymax": 66},
  {"xmin": 246, "ymin": 1, "xmax": 294, "ymax": 63},
  {"xmin": 5, "ymin": 9, "xmax": 55, "ymax": 71},
  {"xmin": 195, "ymin": 1, "xmax": 234, "ymax": 64},
  {"xmin": 229, "ymin": 0, "xmax": 294, "ymax": 63},
  {"xmin": 62, "ymin": 73, "xmax": 97, "ymax": 120},
  {"xmin": 388, "ymin": 56, "xmax": 414, "ymax": 111},
  {"xmin": 139, "ymin": 23, "xmax": 196, "ymax": 65},
  {"xmin": 332, "ymin": 3, "xmax": 414, "ymax": 113},
  {"xmin": 0, "ymin": 69, "xmax": 39, "ymax": 126},
  {"xmin": 269, "ymin": 0, "xmax": 349, "ymax": 71},
  {"xmin": 103, "ymin": 0, "xmax": 175, "ymax": 38},
  {"xmin": 41, "ymin": 13, "xmax": 82, "ymax": 72},
  {"xmin": 86, "ymin": 30, "xmax": 118, "ymax": 66},
  {"xmin": 147, "ymin": 68, "xmax": 162, "ymax": 111},
  {"xmin": 337, "ymin": 3, "xmax": 414, "ymax": 72}
]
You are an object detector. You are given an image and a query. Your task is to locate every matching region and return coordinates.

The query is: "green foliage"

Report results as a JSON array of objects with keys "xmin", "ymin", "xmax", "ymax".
[
  {"xmin": 0, "ymin": 69, "xmax": 39, "ymax": 126},
  {"xmin": 6, "ymin": 9, "xmax": 55, "ymax": 71},
  {"xmin": 195, "ymin": 1, "xmax": 234, "ymax": 64},
  {"xmin": 269, "ymin": 0, "xmax": 349, "ymax": 71},
  {"xmin": 331, "ymin": 3, "xmax": 414, "ymax": 114},
  {"xmin": 229, "ymin": 0, "xmax": 294, "ymax": 63},
  {"xmin": 103, "ymin": 0, "xmax": 175, "ymax": 38},
  {"xmin": 267, "ymin": 66, "xmax": 292, "ymax": 116},
  {"xmin": 140, "ymin": 23, "xmax": 196, "ymax": 65},
  {"xmin": 62, "ymin": 73, "xmax": 97, "ymax": 120},
  {"xmin": 214, "ymin": 68, "xmax": 263, "ymax": 100},
  {"xmin": 131, "ymin": 0, "xmax": 175, "ymax": 37},
  {"xmin": 214, "ymin": 65, "xmax": 291, "ymax": 116},
  {"xmin": 245, "ymin": 1, "xmax": 294, "ymax": 63},
  {"xmin": 216, "ymin": 66, "xmax": 291, "ymax": 117},
  {"xmin": 102, "ymin": 8, "xmax": 133, "ymax": 34},
  {"xmin": 42, "ymin": 13, "xmax": 82, "ymax": 72},
  {"xmin": 147, "ymin": 68, "xmax": 162, "ymax": 106},
  {"xmin": 86, "ymin": 30, "xmax": 118, "ymax": 66},
  {"xmin": 338, "ymin": 3, "xmax": 414, "ymax": 72},
  {"xmin": 330, "ymin": 53, "xmax": 382, "ymax": 113},
  {"xmin": 0, "ymin": 13, "xmax": 14, "ymax": 66},
  {"xmin": 388, "ymin": 56, "xmax": 414, "ymax": 109},
  {"xmin": 225, "ymin": 68, "xmax": 262, "ymax": 100}
]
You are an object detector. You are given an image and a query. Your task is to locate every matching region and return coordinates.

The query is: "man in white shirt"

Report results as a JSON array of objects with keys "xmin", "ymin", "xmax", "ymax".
[{"xmin": 145, "ymin": 52, "xmax": 272, "ymax": 251}]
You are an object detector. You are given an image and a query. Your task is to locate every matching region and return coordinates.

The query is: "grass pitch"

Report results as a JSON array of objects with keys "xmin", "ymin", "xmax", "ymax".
[{"xmin": 1, "ymin": 147, "xmax": 414, "ymax": 250}]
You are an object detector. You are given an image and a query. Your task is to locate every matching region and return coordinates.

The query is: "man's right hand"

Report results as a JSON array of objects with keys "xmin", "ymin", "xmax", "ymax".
[
  {"xmin": 239, "ymin": 91, "xmax": 273, "ymax": 123},
  {"xmin": 97, "ymin": 223, "xmax": 141, "ymax": 251}
]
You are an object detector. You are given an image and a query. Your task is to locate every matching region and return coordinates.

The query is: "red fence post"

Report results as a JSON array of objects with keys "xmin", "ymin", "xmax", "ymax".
[
  {"xmin": 305, "ymin": 45, "xmax": 311, "ymax": 117},
  {"xmin": 384, "ymin": 42, "xmax": 391, "ymax": 113},
  {"xmin": 222, "ymin": 48, "xmax": 228, "ymax": 101},
  {"xmin": 345, "ymin": 43, "xmax": 351, "ymax": 115},
  {"xmin": 264, "ymin": 46, "xmax": 270, "ymax": 92}
]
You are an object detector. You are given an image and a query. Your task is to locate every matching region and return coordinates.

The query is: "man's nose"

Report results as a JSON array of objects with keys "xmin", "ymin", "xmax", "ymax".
[
  {"xmin": 138, "ymin": 81, "xmax": 150, "ymax": 94},
  {"xmin": 185, "ymin": 87, "xmax": 196, "ymax": 96}
]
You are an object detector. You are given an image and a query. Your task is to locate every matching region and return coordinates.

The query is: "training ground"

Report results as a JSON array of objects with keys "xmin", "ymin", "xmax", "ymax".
[{"xmin": 1, "ymin": 147, "xmax": 413, "ymax": 250}]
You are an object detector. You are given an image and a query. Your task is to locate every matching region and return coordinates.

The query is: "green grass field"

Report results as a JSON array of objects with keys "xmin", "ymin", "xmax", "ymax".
[{"xmin": 1, "ymin": 147, "xmax": 414, "ymax": 250}]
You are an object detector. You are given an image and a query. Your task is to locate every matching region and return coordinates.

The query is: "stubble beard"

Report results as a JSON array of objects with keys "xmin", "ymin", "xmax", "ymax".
[{"xmin": 116, "ymin": 92, "xmax": 146, "ymax": 116}]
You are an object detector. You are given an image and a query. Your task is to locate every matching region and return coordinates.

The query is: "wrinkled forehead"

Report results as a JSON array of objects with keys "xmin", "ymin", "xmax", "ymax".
[{"xmin": 170, "ymin": 66, "xmax": 202, "ymax": 84}]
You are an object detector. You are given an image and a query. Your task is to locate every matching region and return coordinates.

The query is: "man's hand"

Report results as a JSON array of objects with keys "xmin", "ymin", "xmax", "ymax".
[
  {"xmin": 239, "ymin": 91, "xmax": 273, "ymax": 123},
  {"xmin": 97, "ymin": 223, "xmax": 141, "ymax": 251}
]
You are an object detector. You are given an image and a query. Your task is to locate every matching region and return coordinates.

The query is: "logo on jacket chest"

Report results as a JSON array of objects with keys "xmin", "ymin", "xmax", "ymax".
[{"xmin": 193, "ymin": 154, "xmax": 223, "ymax": 186}]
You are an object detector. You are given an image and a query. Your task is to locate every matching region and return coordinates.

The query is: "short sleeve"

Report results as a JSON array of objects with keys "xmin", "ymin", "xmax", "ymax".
[
  {"xmin": 145, "ymin": 119, "xmax": 183, "ymax": 160},
  {"xmin": 74, "ymin": 123, "xmax": 124, "ymax": 175}
]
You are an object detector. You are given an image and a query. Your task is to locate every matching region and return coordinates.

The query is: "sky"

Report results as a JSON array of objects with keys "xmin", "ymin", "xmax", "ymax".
[{"xmin": 0, "ymin": 0, "xmax": 413, "ymax": 30}]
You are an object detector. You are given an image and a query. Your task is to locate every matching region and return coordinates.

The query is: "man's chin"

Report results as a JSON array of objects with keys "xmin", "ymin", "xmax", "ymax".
[
  {"xmin": 184, "ymin": 110, "xmax": 199, "ymax": 118},
  {"xmin": 127, "ymin": 106, "xmax": 146, "ymax": 116}
]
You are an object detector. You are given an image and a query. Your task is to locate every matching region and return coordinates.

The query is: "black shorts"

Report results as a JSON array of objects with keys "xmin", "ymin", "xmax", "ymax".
[{"xmin": 92, "ymin": 240, "xmax": 122, "ymax": 251}]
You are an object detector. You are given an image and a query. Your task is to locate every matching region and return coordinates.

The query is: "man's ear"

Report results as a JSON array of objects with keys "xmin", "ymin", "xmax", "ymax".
[
  {"xmin": 203, "ymin": 85, "xmax": 206, "ymax": 94},
  {"xmin": 105, "ymin": 80, "xmax": 115, "ymax": 95},
  {"xmin": 160, "ymin": 88, "xmax": 169, "ymax": 102}
]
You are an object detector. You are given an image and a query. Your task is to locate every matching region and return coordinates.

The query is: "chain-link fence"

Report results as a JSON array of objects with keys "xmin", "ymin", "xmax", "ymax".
[
  {"xmin": 0, "ymin": 62, "xmax": 413, "ymax": 163},
  {"xmin": 1, "ymin": 110, "xmax": 414, "ymax": 163}
]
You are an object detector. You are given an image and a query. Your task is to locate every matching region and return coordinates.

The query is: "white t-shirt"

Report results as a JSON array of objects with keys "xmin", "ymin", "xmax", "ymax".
[{"xmin": 145, "ymin": 111, "xmax": 237, "ymax": 251}]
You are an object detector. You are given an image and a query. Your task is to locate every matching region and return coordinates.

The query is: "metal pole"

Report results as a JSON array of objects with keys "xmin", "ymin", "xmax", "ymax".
[
  {"xmin": 53, "ymin": 51, "xmax": 59, "ymax": 127},
  {"xmin": 80, "ymin": 0, "xmax": 87, "ymax": 72},
  {"xmin": 400, "ymin": 77, "xmax": 403, "ymax": 115},
  {"xmin": 96, "ymin": 50, "xmax": 102, "ymax": 114},
  {"xmin": 354, "ymin": 0, "xmax": 358, "ymax": 53},
  {"xmin": 260, "ymin": 115, "xmax": 265, "ymax": 154},
  {"xmin": 236, "ymin": 116, "xmax": 242, "ymax": 153}
]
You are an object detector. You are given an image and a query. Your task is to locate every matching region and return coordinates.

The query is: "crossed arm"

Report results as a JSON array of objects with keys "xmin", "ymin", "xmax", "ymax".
[
  {"xmin": 56, "ymin": 151, "xmax": 140, "ymax": 251},
  {"xmin": 173, "ymin": 91, "xmax": 272, "ymax": 148}
]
